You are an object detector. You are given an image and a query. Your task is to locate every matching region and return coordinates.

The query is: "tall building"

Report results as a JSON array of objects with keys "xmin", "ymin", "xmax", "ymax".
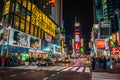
[
  {"xmin": 93, "ymin": 0, "xmax": 120, "ymax": 33},
  {"xmin": 0, "ymin": 0, "xmax": 4, "ymax": 21},
  {"xmin": 74, "ymin": 17, "xmax": 81, "ymax": 54},
  {"xmin": 0, "ymin": 0, "xmax": 62, "ymax": 58},
  {"xmin": 102, "ymin": 0, "xmax": 120, "ymax": 33},
  {"xmin": 93, "ymin": 0, "xmax": 103, "ymax": 23}
]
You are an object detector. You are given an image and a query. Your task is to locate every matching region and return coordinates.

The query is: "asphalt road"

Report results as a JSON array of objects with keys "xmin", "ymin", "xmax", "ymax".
[
  {"xmin": 0, "ymin": 68, "xmax": 90, "ymax": 80},
  {"xmin": 0, "ymin": 62, "xmax": 91, "ymax": 80}
]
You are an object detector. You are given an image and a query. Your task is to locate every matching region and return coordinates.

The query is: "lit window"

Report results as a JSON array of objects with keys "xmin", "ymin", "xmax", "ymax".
[{"xmin": 20, "ymin": 19, "xmax": 25, "ymax": 32}]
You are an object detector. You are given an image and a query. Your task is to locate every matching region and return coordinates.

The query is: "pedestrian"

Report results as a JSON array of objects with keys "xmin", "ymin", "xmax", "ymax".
[
  {"xmin": 0, "ymin": 56, "xmax": 2, "ymax": 67},
  {"xmin": 91, "ymin": 56, "xmax": 96, "ymax": 70},
  {"xmin": 1, "ymin": 56, "xmax": 6, "ymax": 67},
  {"xmin": 98, "ymin": 57, "xmax": 102, "ymax": 68},
  {"xmin": 103, "ymin": 56, "xmax": 107, "ymax": 70}
]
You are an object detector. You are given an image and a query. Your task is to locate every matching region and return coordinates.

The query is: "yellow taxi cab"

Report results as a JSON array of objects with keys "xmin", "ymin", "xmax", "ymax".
[{"xmin": 62, "ymin": 57, "xmax": 70, "ymax": 63}]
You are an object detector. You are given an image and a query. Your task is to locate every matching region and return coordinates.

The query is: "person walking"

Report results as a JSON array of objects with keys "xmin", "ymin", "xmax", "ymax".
[
  {"xmin": 103, "ymin": 56, "xmax": 107, "ymax": 70},
  {"xmin": 98, "ymin": 57, "xmax": 102, "ymax": 68},
  {"xmin": 91, "ymin": 56, "xmax": 96, "ymax": 70},
  {"xmin": 1, "ymin": 56, "xmax": 6, "ymax": 67}
]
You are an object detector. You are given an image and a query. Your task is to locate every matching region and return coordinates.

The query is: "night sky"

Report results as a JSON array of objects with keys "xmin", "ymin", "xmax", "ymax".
[{"xmin": 63, "ymin": 0, "xmax": 94, "ymax": 51}]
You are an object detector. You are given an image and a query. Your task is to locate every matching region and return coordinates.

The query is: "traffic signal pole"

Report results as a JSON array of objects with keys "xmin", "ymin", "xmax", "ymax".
[{"xmin": 109, "ymin": 21, "xmax": 113, "ymax": 69}]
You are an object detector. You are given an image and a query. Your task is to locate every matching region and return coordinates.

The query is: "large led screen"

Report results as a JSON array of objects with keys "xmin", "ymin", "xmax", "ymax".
[
  {"xmin": 75, "ymin": 34, "xmax": 80, "ymax": 42},
  {"xmin": 74, "ymin": 42, "xmax": 80, "ymax": 50},
  {"xmin": 30, "ymin": 36, "xmax": 41, "ymax": 49},
  {"xmin": 9, "ymin": 29, "xmax": 30, "ymax": 48},
  {"xmin": 96, "ymin": 39, "xmax": 105, "ymax": 49}
]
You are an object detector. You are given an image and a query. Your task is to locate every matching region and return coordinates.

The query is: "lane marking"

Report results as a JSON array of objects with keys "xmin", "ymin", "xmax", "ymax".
[
  {"xmin": 70, "ymin": 67, "xmax": 78, "ymax": 71},
  {"xmin": 31, "ymin": 70, "xmax": 35, "ymax": 72},
  {"xmin": 84, "ymin": 67, "xmax": 90, "ymax": 73},
  {"xmin": 51, "ymin": 74, "xmax": 55, "ymax": 77},
  {"xmin": 55, "ymin": 67, "xmax": 66, "ymax": 71},
  {"xmin": 22, "ymin": 72, "xmax": 27, "ymax": 74},
  {"xmin": 61, "ymin": 67, "xmax": 73, "ymax": 71},
  {"xmin": 10, "ymin": 74, "xmax": 17, "ymax": 77},
  {"xmin": 43, "ymin": 77, "xmax": 48, "ymax": 80},
  {"xmin": 77, "ymin": 67, "xmax": 84, "ymax": 72}
]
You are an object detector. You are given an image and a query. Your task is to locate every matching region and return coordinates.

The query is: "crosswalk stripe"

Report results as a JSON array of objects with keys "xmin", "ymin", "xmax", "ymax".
[
  {"xmin": 62, "ymin": 67, "xmax": 73, "ymax": 71},
  {"xmin": 84, "ymin": 67, "xmax": 90, "ymax": 73},
  {"xmin": 47, "ymin": 66, "xmax": 61, "ymax": 70},
  {"xmin": 77, "ymin": 67, "xmax": 84, "ymax": 72},
  {"xmin": 55, "ymin": 67, "xmax": 66, "ymax": 71},
  {"xmin": 70, "ymin": 67, "xmax": 78, "ymax": 71}
]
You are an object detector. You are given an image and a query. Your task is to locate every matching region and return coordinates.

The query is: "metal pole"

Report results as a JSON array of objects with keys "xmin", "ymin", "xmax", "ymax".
[
  {"xmin": 109, "ymin": 21, "xmax": 113, "ymax": 69},
  {"xmin": 6, "ymin": 26, "xmax": 11, "ymax": 57}
]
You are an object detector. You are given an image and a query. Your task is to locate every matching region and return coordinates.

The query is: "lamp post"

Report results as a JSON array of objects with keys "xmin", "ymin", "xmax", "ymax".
[{"xmin": 108, "ymin": 21, "xmax": 113, "ymax": 69}]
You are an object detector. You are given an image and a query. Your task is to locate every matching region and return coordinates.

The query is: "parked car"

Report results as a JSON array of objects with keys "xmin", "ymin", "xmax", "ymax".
[
  {"xmin": 37, "ymin": 58, "xmax": 53, "ymax": 66},
  {"xmin": 62, "ymin": 57, "xmax": 70, "ymax": 63}
]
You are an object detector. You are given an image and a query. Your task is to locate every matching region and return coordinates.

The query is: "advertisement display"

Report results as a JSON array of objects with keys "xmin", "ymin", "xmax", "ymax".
[
  {"xmin": 41, "ymin": 40, "xmax": 51, "ymax": 51},
  {"xmin": 45, "ymin": 33, "xmax": 52, "ymax": 42},
  {"xmin": 112, "ymin": 47, "xmax": 120, "ymax": 55},
  {"xmin": 74, "ymin": 42, "xmax": 80, "ymax": 50},
  {"xmin": 75, "ymin": 34, "xmax": 80, "ymax": 42},
  {"xmin": 0, "ymin": 29, "xmax": 4, "ymax": 45},
  {"xmin": 105, "ymin": 38, "xmax": 109, "ymax": 50},
  {"xmin": 9, "ymin": 29, "xmax": 30, "ymax": 48},
  {"xmin": 30, "ymin": 36, "xmax": 41, "ymax": 49},
  {"xmin": 96, "ymin": 39, "xmax": 105, "ymax": 49}
]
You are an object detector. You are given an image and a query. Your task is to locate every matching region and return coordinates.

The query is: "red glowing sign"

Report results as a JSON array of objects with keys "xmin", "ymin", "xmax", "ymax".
[
  {"xmin": 74, "ymin": 42, "xmax": 80, "ymax": 50},
  {"xmin": 112, "ymin": 47, "xmax": 120, "ymax": 55},
  {"xmin": 96, "ymin": 39, "xmax": 105, "ymax": 49}
]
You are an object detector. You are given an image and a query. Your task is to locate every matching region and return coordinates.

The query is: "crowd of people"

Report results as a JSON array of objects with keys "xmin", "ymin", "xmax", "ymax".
[
  {"xmin": 91, "ymin": 56, "xmax": 118, "ymax": 70},
  {"xmin": 0, "ymin": 55, "xmax": 19, "ymax": 67}
]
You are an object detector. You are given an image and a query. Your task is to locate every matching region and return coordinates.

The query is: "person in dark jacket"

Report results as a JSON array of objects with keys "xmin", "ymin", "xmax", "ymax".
[
  {"xmin": 91, "ymin": 56, "xmax": 96, "ymax": 70},
  {"xmin": 103, "ymin": 56, "xmax": 107, "ymax": 70}
]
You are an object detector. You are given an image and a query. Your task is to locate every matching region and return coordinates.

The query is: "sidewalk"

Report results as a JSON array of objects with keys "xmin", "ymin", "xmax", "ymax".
[{"xmin": 93, "ymin": 63, "xmax": 120, "ymax": 73}]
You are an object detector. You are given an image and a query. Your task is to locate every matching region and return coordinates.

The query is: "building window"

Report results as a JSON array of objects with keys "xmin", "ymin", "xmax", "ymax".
[
  {"xmin": 22, "ymin": 0, "xmax": 27, "ymax": 8},
  {"xmin": 38, "ymin": 28, "xmax": 41, "ymax": 38},
  {"xmin": 30, "ymin": 24, "xmax": 34, "ymax": 36},
  {"xmin": 14, "ymin": 15, "xmax": 20, "ymax": 29},
  {"xmin": 27, "ymin": 1, "xmax": 31, "ymax": 11},
  {"xmin": 20, "ymin": 19, "xmax": 25, "ymax": 32},
  {"xmin": 34, "ymin": 26, "xmax": 38, "ymax": 37},
  {"xmin": 26, "ymin": 22, "xmax": 30, "ymax": 34},
  {"xmin": 31, "ymin": 14, "xmax": 36, "ymax": 25}
]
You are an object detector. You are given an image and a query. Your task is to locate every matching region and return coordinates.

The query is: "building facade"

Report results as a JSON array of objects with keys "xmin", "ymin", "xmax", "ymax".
[{"xmin": 0, "ymin": 0, "xmax": 62, "ymax": 59}]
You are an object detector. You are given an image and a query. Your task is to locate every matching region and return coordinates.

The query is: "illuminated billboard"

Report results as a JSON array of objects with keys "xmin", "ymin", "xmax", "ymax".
[
  {"xmin": 30, "ymin": 36, "xmax": 41, "ymax": 49},
  {"xmin": 45, "ymin": 33, "xmax": 52, "ymax": 42},
  {"xmin": 75, "ymin": 34, "xmax": 80, "ymax": 42},
  {"xmin": 9, "ymin": 29, "xmax": 30, "ymax": 48},
  {"xmin": 96, "ymin": 39, "xmax": 105, "ymax": 49},
  {"xmin": 112, "ymin": 47, "xmax": 120, "ymax": 54},
  {"xmin": 74, "ymin": 42, "xmax": 80, "ymax": 50}
]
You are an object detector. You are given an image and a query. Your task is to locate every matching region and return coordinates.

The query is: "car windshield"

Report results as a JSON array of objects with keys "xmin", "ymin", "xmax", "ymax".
[{"xmin": 65, "ymin": 57, "xmax": 69, "ymax": 59}]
